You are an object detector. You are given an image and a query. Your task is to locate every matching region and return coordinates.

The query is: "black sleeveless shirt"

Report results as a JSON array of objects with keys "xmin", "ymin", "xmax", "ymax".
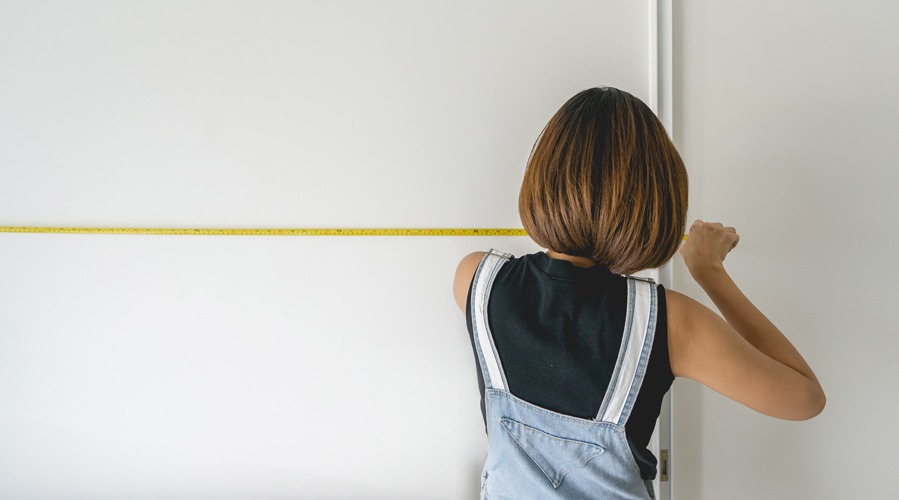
[{"xmin": 465, "ymin": 251, "xmax": 673, "ymax": 480}]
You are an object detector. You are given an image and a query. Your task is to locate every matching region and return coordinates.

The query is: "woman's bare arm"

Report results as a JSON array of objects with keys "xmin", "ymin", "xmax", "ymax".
[
  {"xmin": 668, "ymin": 221, "xmax": 826, "ymax": 421},
  {"xmin": 453, "ymin": 251, "xmax": 486, "ymax": 312}
]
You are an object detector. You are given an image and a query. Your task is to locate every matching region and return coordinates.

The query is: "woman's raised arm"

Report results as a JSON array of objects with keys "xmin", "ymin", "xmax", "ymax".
[{"xmin": 667, "ymin": 221, "xmax": 826, "ymax": 421}]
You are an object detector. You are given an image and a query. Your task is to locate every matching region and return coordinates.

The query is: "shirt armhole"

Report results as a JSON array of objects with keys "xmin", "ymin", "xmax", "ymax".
[{"xmin": 650, "ymin": 283, "xmax": 674, "ymax": 384}]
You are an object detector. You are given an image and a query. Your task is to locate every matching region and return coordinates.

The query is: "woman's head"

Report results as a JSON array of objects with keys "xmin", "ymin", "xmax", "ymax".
[{"xmin": 518, "ymin": 87, "xmax": 688, "ymax": 275}]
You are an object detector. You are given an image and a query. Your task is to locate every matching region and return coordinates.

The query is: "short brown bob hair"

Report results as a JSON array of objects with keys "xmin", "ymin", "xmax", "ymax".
[{"xmin": 519, "ymin": 87, "xmax": 688, "ymax": 275}]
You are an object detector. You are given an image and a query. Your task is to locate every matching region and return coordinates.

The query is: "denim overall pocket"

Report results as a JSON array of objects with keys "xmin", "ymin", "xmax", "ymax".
[{"xmin": 500, "ymin": 417, "xmax": 606, "ymax": 489}]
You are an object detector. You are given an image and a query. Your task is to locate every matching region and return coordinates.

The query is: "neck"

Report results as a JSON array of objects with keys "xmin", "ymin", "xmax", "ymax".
[{"xmin": 544, "ymin": 250, "xmax": 596, "ymax": 268}]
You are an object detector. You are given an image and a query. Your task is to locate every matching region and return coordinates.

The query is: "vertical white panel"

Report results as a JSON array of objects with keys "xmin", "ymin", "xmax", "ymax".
[
  {"xmin": 673, "ymin": 0, "xmax": 899, "ymax": 498},
  {"xmin": 0, "ymin": 1, "xmax": 651, "ymax": 497},
  {"xmin": 651, "ymin": 4, "xmax": 675, "ymax": 498}
]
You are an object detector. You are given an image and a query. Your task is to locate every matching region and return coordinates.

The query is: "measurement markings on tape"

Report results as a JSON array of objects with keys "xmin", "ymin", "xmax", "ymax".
[
  {"xmin": 1, "ymin": 227, "xmax": 689, "ymax": 239},
  {"xmin": 0, "ymin": 227, "xmax": 530, "ymax": 236}
]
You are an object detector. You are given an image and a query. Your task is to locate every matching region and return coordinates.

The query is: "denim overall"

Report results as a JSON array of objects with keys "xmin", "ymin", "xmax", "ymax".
[{"xmin": 471, "ymin": 250, "xmax": 658, "ymax": 500}]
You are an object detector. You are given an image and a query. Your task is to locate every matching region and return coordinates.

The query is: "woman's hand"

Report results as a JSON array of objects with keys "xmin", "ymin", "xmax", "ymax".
[{"xmin": 679, "ymin": 220, "xmax": 740, "ymax": 285}]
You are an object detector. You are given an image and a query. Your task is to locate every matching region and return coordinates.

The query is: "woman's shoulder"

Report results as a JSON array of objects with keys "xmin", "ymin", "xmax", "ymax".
[
  {"xmin": 453, "ymin": 251, "xmax": 488, "ymax": 312},
  {"xmin": 452, "ymin": 250, "xmax": 530, "ymax": 312}
]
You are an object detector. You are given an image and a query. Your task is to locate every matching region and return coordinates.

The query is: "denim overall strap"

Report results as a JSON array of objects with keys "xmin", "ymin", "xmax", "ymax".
[
  {"xmin": 470, "ymin": 249, "xmax": 513, "ymax": 391},
  {"xmin": 595, "ymin": 277, "xmax": 658, "ymax": 426}
]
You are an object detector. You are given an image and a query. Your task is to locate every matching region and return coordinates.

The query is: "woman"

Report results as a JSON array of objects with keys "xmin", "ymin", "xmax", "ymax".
[{"xmin": 452, "ymin": 87, "xmax": 825, "ymax": 499}]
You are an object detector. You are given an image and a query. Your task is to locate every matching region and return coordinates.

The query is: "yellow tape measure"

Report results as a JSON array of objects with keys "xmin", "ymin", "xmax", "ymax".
[
  {"xmin": 0, "ymin": 227, "xmax": 688, "ymax": 239},
  {"xmin": 0, "ymin": 226, "xmax": 529, "ymax": 236}
]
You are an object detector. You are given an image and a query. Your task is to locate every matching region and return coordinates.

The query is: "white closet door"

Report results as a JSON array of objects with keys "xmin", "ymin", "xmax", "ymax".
[{"xmin": 0, "ymin": 1, "xmax": 653, "ymax": 497}]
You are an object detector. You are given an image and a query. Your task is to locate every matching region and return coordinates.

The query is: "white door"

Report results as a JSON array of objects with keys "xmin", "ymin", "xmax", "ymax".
[{"xmin": 0, "ymin": 1, "xmax": 659, "ymax": 497}]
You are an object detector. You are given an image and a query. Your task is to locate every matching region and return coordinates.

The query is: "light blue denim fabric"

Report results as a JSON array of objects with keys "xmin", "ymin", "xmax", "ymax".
[{"xmin": 471, "ymin": 250, "xmax": 658, "ymax": 500}]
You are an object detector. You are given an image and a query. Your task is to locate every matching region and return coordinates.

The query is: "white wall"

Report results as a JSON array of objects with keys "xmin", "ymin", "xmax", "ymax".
[
  {"xmin": 671, "ymin": 1, "xmax": 899, "ymax": 498},
  {"xmin": 0, "ymin": 1, "xmax": 650, "ymax": 498}
]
